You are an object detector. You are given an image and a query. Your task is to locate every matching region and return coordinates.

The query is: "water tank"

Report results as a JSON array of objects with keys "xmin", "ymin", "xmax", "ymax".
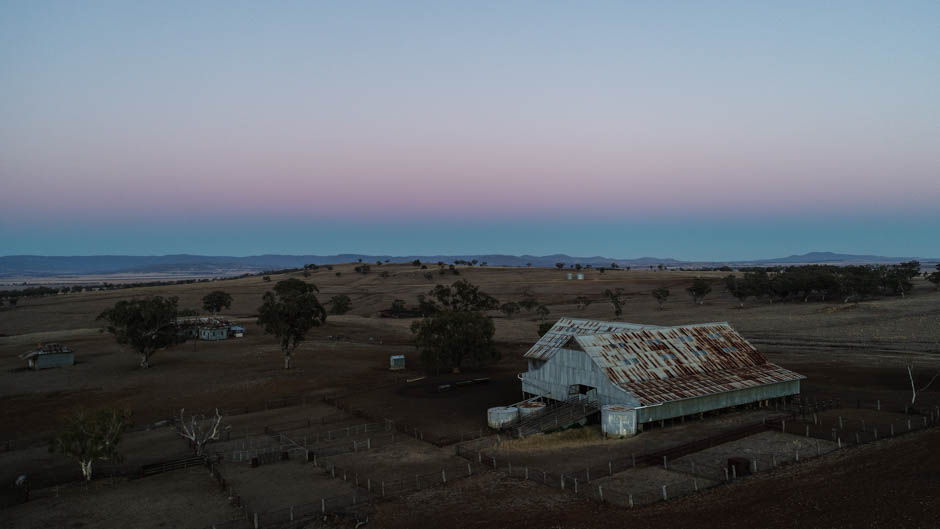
[
  {"xmin": 576, "ymin": 273, "xmax": 584, "ymax": 280},
  {"xmin": 487, "ymin": 406, "xmax": 519, "ymax": 429},
  {"xmin": 518, "ymin": 400, "xmax": 546, "ymax": 419},
  {"xmin": 566, "ymin": 272, "xmax": 573, "ymax": 280},
  {"xmin": 601, "ymin": 405, "xmax": 638, "ymax": 437}
]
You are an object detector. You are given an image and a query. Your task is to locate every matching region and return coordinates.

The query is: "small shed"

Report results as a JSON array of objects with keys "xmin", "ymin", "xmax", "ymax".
[
  {"xmin": 389, "ymin": 354, "xmax": 406, "ymax": 370},
  {"xmin": 229, "ymin": 325, "xmax": 246, "ymax": 338},
  {"xmin": 20, "ymin": 343, "xmax": 74, "ymax": 370}
]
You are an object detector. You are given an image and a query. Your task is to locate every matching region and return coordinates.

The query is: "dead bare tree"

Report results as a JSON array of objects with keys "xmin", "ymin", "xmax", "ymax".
[
  {"xmin": 907, "ymin": 364, "xmax": 940, "ymax": 407},
  {"xmin": 178, "ymin": 408, "xmax": 224, "ymax": 456}
]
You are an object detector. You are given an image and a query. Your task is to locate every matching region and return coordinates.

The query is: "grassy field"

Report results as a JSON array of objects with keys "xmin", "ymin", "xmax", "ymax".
[{"xmin": 1, "ymin": 263, "xmax": 938, "ymax": 528}]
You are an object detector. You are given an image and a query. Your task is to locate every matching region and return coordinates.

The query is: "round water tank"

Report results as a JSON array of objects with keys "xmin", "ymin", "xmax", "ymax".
[
  {"xmin": 518, "ymin": 400, "xmax": 546, "ymax": 419},
  {"xmin": 487, "ymin": 406, "xmax": 519, "ymax": 429},
  {"xmin": 601, "ymin": 404, "xmax": 638, "ymax": 437}
]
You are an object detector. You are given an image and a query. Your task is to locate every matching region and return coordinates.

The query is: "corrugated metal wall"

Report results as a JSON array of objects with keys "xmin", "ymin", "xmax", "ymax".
[
  {"xmin": 34, "ymin": 353, "xmax": 74, "ymax": 369},
  {"xmin": 635, "ymin": 379, "xmax": 801, "ymax": 423}
]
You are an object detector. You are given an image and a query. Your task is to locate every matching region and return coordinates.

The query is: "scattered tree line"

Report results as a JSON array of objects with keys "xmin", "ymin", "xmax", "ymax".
[{"xmin": 723, "ymin": 262, "xmax": 924, "ymax": 305}]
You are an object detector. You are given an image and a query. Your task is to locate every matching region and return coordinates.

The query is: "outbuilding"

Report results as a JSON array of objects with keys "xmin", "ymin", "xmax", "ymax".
[
  {"xmin": 520, "ymin": 318, "xmax": 804, "ymax": 435},
  {"xmin": 20, "ymin": 343, "xmax": 75, "ymax": 370},
  {"xmin": 198, "ymin": 326, "xmax": 229, "ymax": 341}
]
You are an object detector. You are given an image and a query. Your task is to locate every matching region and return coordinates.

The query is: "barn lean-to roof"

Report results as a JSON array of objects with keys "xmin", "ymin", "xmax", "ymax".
[{"xmin": 573, "ymin": 323, "xmax": 804, "ymax": 406}]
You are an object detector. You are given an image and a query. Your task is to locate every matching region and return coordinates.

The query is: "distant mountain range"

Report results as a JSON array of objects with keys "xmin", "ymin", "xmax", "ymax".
[{"xmin": 0, "ymin": 252, "xmax": 935, "ymax": 278}]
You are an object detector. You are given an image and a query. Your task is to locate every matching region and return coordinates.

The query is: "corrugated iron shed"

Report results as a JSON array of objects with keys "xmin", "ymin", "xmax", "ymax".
[
  {"xmin": 574, "ymin": 323, "xmax": 804, "ymax": 406},
  {"xmin": 19, "ymin": 343, "xmax": 73, "ymax": 359},
  {"xmin": 524, "ymin": 318, "xmax": 664, "ymax": 361}
]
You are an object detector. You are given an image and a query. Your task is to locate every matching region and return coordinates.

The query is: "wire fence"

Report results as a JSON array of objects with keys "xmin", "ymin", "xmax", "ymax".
[
  {"xmin": 453, "ymin": 399, "xmax": 940, "ymax": 509},
  {"xmin": 203, "ymin": 450, "xmax": 493, "ymax": 528},
  {"xmin": 213, "ymin": 421, "xmax": 399, "ymax": 464}
]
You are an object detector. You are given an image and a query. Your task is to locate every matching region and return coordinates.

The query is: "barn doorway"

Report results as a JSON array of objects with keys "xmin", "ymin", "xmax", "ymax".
[{"xmin": 568, "ymin": 384, "xmax": 597, "ymax": 402}]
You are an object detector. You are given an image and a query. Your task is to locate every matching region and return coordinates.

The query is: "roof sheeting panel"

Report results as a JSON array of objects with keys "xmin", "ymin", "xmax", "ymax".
[
  {"xmin": 524, "ymin": 318, "xmax": 663, "ymax": 360},
  {"xmin": 573, "ymin": 323, "xmax": 804, "ymax": 405},
  {"xmin": 575, "ymin": 323, "xmax": 763, "ymax": 381},
  {"xmin": 612, "ymin": 364, "xmax": 804, "ymax": 406}
]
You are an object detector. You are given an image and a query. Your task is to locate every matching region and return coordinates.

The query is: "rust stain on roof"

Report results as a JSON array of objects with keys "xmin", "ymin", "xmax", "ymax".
[
  {"xmin": 524, "ymin": 318, "xmax": 664, "ymax": 361},
  {"xmin": 574, "ymin": 323, "xmax": 804, "ymax": 406}
]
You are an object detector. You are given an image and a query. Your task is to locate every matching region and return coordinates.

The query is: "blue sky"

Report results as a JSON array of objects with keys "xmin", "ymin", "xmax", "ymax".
[{"xmin": 1, "ymin": 1, "xmax": 938, "ymax": 259}]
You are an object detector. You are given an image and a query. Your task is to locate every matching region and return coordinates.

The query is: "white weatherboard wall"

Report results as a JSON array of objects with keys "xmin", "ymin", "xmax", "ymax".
[{"xmin": 521, "ymin": 348, "xmax": 639, "ymax": 407}]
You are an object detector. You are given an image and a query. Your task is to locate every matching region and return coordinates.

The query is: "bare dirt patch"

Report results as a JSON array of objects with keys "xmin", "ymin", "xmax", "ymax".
[{"xmin": 2, "ymin": 466, "xmax": 237, "ymax": 529}]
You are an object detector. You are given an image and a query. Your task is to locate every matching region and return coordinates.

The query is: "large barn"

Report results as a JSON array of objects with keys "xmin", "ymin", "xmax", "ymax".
[{"xmin": 520, "ymin": 318, "xmax": 804, "ymax": 435}]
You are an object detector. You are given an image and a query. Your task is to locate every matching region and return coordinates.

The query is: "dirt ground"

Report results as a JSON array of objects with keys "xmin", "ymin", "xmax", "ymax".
[
  {"xmin": 373, "ymin": 427, "xmax": 940, "ymax": 529},
  {"xmin": 484, "ymin": 409, "xmax": 780, "ymax": 474},
  {"xmin": 1, "ymin": 265, "xmax": 939, "ymax": 527},
  {"xmin": 1, "ymin": 465, "xmax": 238, "ymax": 529},
  {"xmin": 325, "ymin": 437, "xmax": 468, "ymax": 483},
  {"xmin": 219, "ymin": 459, "xmax": 358, "ymax": 513}
]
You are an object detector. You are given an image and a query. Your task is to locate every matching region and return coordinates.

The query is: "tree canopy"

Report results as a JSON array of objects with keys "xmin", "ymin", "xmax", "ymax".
[
  {"xmin": 427, "ymin": 279, "xmax": 499, "ymax": 312},
  {"xmin": 928, "ymin": 264, "xmax": 940, "ymax": 291},
  {"xmin": 97, "ymin": 296, "xmax": 185, "ymax": 368},
  {"xmin": 410, "ymin": 310, "xmax": 497, "ymax": 373},
  {"xmin": 49, "ymin": 408, "xmax": 131, "ymax": 482},
  {"xmin": 411, "ymin": 280, "xmax": 499, "ymax": 373},
  {"xmin": 328, "ymin": 294, "xmax": 352, "ymax": 315},
  {"xmin": 256, "ymin": 278, "xmax": 327, "ymax": 369},
  {"xmin": 604, "ymin": 288, "xmax": 625, "ymax": 319},
  {"xmin": 202, "ymin": 290, "xmax": 233, "ymax": 314},
  {"xmin": 686, "ymin": 278, "xmax": 712, "ymax": 305},
  {"xmin": 651, "ymin": 287, "xmax": 670, "ymax": 309},
  {"xmin": 500, "ymin": 301, "xmax": 520, "ymax": 319}
]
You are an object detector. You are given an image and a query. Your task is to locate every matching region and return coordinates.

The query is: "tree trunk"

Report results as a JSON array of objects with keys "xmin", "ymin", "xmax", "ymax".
[
  {"xmin": 139, "ymin": 354, "xmax": 150, "ymax": 368},
  {"xmin": 80, "ymin": 460, "xmax": 93, "ymax": 482},
  {"xmin": 284, "ymin": 354, "xmax": 292, "ymax": 369}
]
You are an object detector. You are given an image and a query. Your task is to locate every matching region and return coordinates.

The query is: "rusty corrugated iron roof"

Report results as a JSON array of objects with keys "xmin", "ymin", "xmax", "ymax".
[
  {"xmin": 574, "ymin": 323, "xmax": 804, "ymax": 406},
  {"xmin": 19, "ymin": 342, "xmax": 74, "ymax": 360},
  {"xmin": 524, "ymin": 318, "xmax": 664, "ymax": 360}
]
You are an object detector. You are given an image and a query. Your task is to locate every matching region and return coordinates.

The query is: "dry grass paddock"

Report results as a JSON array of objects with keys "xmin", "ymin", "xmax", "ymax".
[{"xmin": 0, "ymin": 264, "xmax": 938, "ymax": 528}]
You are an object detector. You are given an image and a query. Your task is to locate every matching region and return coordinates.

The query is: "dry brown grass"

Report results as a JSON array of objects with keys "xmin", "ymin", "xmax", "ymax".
[{"xmin": 496, "ymin": 425, "xmax": 611, "ymax": 451}]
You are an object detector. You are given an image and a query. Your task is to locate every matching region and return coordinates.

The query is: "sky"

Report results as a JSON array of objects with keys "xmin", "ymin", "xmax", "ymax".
[{"xmin": 1, "ymin": 1, "xmax": 939, "ymax": 260}]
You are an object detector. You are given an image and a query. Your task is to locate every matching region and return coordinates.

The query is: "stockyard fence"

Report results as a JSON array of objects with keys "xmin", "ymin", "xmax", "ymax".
[
  {"xmin": 321, "ymin": 393, "xmax": 449, "ymax": 446},
  {"xmin": 214, "ymin": 421, "xmax": 398, "ymax": 464},
  {"xmin": 204, "ymin": 447, "xmax": 493, "ymax": 529},
  {"xmin": 1, "ymin": 393, "xmax": 350, "ymax": 453},
  {"xmin": 453, "ymin": 397, "xmax": 940, "ymax": 509}
]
